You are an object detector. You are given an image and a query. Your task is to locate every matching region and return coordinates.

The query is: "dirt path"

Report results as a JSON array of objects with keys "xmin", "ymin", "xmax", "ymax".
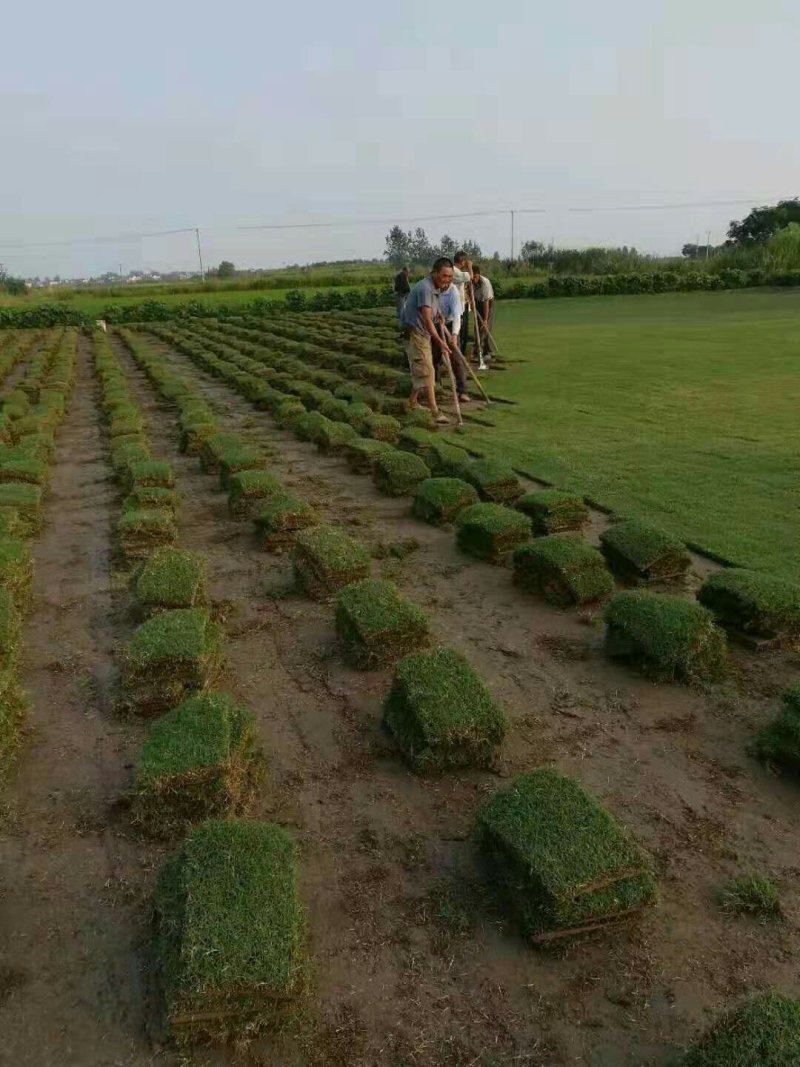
[
  {"xmin": 111, "ymin": 332, "xmax": 800, "ymax": 1066},
  {"xmin": 0, "ymin": 336, "xmax": 172, "ymax": 1067}
]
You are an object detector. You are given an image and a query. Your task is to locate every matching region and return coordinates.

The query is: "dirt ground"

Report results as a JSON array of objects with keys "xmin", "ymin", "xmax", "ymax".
[{"xmin": 0, "ymin": 330, "xmax": 798, "ymax": 1067}]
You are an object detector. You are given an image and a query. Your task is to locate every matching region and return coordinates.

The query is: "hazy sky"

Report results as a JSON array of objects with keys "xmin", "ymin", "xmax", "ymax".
[{"xmin": 1, "ymin": 0, "xmax": 797, "ymax": 277}]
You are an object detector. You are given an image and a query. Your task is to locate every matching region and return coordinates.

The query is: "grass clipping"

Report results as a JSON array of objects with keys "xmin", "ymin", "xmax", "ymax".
[
  {"xmin": 513, "ymin": 535, "xmax": 614, "ymax": 606},
  {"xmin": 384, "ymin": 646, "xmax": 507, "ymax": 772},
  {"xmin": 698, "ymin": 567, "xmax": 800, "ymax": 642},
  {"xmin": 292, "ymin": 525, "xmax": 371, "ymax": 600},
  {"xmin": 335, "ymin": 578, "xmax": 430, "ymax": 668},
  {"xmin": 604, "ymin": 590, "xmax": 727, "ymax": 682},
  {"xmin": 153, "ymin": 819, "xmax": 305, "ymax": 1043},
  {"xmin": 132, "ymin": 692, "xmax": 258, "ymax": 837},
  {"xmin": 600, "ymin": 519, "xmax": 691, "ymax": 583},
  {"xmin": 477, "ymin": 768, "xmax": 657, "ymax": 941}
]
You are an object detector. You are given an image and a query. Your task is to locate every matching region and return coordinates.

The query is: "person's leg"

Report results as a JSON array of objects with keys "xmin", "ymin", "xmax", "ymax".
[{"xmin": 459, "ymin": 308, "xmax": 469, "ymax": 353}]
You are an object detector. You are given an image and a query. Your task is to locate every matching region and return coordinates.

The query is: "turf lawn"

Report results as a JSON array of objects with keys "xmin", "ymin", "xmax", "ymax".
[{"xmin": 458, "ymin": 289, "xmax": 800, "ymax": 583}]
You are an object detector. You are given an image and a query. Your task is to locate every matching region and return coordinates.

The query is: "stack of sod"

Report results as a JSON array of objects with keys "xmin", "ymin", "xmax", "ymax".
[
  {"xmin": 365, "ymin": 413, "xmax": 402, "ymax": 444},
  {"xmin": 599, "ymin": 520, "xmax": 691, "ymax": 583},
  {"xmin": 517, "ymin": 490, "xmax": 589, "ymax": 535},
  {"xmin": 133, "ymin": 548, "xmax": 207, "ymax": 615},
  {"xmin": 476, "ymin": 768, "xmax": 657, "ymax": 941},
  {"xmin": 752, "ymin": 684, "xmax": 800, "ymax": 772},
  {"xmin": 123, "ymin": 486, "xmax": 178, "ymax": 516},
  {"xmin": 456, "ymin": 503, "xmax": 532, "ymax": 563},
  {"xmin": 0, "ymin": 508, "xmax": 21, "ymax": 538},
  {"xmin": 373, "ymin": 450, "xmax": 431, "ymax": 497},
  {"xmin": 293, "ymin": 410, "xmax": 332, "ymax": 443},
  {"xmin": 274, "ymin": 398, "xmax": 306, "ymax": 428},
  {"xmin": 122, "ymin": 608, "xmax": 223, "ymax": 716},
  {"xmin": 513, "ymin": 536, "xmax": 614, "ymax": 606},
  {"xmin": 398, "ymin": 427, "xmax": 439, "ymax": 465},
  {"xmin": 0, "ymin": 457, "xmax": 47, "ymax": 488},
  {"xmin": 292, "ymin": 525, "xmax": 371, "ymax": 600},
  {"xmin": 402, "ymin": 407, "xmax": 435, "ymax": 430},
  {"xmin": 118, "ymin": 509, "xmax": 177, "ymax": 560},
  {"xmin": 0, "ymin": 538, "xmax": 33, "ymax": 612},
  {"xmin": 698, "ymin": 568, "xmax": 800, "ymax": 644},
  {"xmin": 227, "ymin": 470, "xmax": 283, "ymax": 519},
  {"xmin": 126, "ymin": 460, "xmax": 175, "ymax": 491},
  {"xmin": 132, "ymin": 692, "xmax": 258, "ymax": 837},
  {"xmin": 427, "ymin": 440, "xmax": 470, "ymax": 478},
  {"xmin": 0, "ymin": 484, "xmax": 42, "ymax": 536},
  {"xmin": 335, "ymin": 578, "xmax": 430, "ymax": 668},
  {"xmin": 254, "ymin": 494, "xmax": 318, "ymax": 551},
  {"xmin": 344, "ymin": 437, "xmax": 395, "ymax": 474},
  {"xmin": 0, "ymin": 587, "xmax": 23, "ymax": 768},
  {"xmin": 218, "ymin": 445, "xmax": 267, "ymax": 490},
  {"xmin": 383, "ymin": 646, "xmax": 506, "ymax": 772},
  {"xmin": 604, "ymin": 590, "xmax": 727, "ymax": 682},
  {"xmin": 680, "ymin": 991, "xmax": 800, "ymax": 1066},
  {"xmin": 199, "ymin": 433, "xmax": 244, "ymax": 474},
  {"xmin": 314, "ymin": 419, "xmax": 357, "ymax": 454},
  {"xmin": 458, "ymin": 458, "xmax": 523, "ymax": 505},
  {"xmin": 153, "ymin": 819, "xmax": 305, "ymax": 1042},
  {"xmin": 412, "ymin": 477, "xmax": 479, "ymax": 526},
  {"xmin": 318, "ymin": 396, "xmax": 352, "ymax": 424}
]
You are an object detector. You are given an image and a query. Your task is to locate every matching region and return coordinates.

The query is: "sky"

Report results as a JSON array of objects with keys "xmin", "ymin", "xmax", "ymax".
[{"xmin": 1, "ymin": 0, "xmax": 798, "ymax": 278}]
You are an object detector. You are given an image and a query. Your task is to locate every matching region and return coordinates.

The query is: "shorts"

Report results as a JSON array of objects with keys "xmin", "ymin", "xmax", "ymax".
[{"xmin": 403, "ymin": 329, "xmax": 434, "ymax": 391}]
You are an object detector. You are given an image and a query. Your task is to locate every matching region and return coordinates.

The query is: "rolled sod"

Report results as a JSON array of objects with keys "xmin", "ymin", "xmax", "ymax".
[
  {"xmin": 0, "ymin": 538, "xmax": 33, "ymax": 612},
  {"xmin": 599, "ymin": 519, "xmax": 691, "ymax": 583},
  {"xmin": 412, "ymin": 477, "xmax": 479, "ymax": 526},
  {"xmin": 513, "ymin": 536, "xmax": 614, "ymax": 606},
  {"xmin": 109, "ymin": 414, "xmax": 145, "ymax": 439},
  {"xmin": 153, "ymin": 819, "xmax": 305, "ymax": 1042},
  {"xmin": 517, "ymin": 490, "xmax": 589, "ymax": 535},
  {"xmin": 384, "ymin": 646, "xmax": 506, "ymax": 772},
  {"xmin": 476, "ymin": 768, "xmax": 656, "ymax": 941},
  {"xmin": 0, "ymin": 586, "xmax": 21, "ymax": 687},
  {"xmin": 318, "ymin": 397, "xmax": 351, "ymax": 424},
  {"xmin": 111, "ymin": 439, "xmax": 150, "ymax": 477},
  {"xmin": 126, "ymin": 460, "xmax": 175, "ymax": 491},
  {"xmin": 344, "ymin": 401, "xmax": 372, "ymax": 434},
  {"xmin": 427, "ymin": 440, "xmax": 470, "ymax": 478},
  {"xmin": 254, "ymin": 494, "xmax": 318, "ymax": 551},
  {"xmin": 0, "ymin": 457, "xmax": 47, "ymax": 487},
  {"xmin": 273, "ymin": 398, "xmax": 306, "ymax": 428},
  {"xmin": 344, "ymin": 437, "xmax": 395, "ymax": 474},
  {"xmin": 0, "ymin": 507, "xmax": 21, "ymax": 539},
  {"xmin": 293, "ymin": 410, "xmax": 332, "ymax": 443},
  {"xmin": 133, "ymin": 547, "xmax": 207, "ymax": 614},
  {"xmin": 314, "ymin": 419, "xmax": 358, "ymax": 454},
  {"xmin": 402, "ymin": 407, "xmax": 436, "ymax": 430},
  {"xmin": 698, "ymin": 568, "xmax": 800, "ymax": 643},
  {"xmin": 218, "ymin": 446, "xmax": 267, "ymax": 490},
  {"xmin": 199, "ymin": 433, "xmax": 244, "ymax": 474},
  {"xmin": 118, "ymin": 509, "xmax": 177, "ymax": 560},
  {"xmin": 457, "ymin": 458, "xmax": 523, "ymax": 504},
  {"xmin": 456, "ymin": 503, "xmax": 532, "ymax": 563},
  {"xmin": 373, "ymin": 450, "xmax": 431, "ymax": 497},
  {"xmin": 365, "ymin": 413, "xmax": 402, "ymax": 444},
  {"xmin": 0, "ymin": 484, "xmax": 42, "ymax": 536},
  {"xmin": 179, "ymin": 419, "xmax": 217, "ymax": 455},
  {"xmin": 752, "ymin": 684, "xmax": 800, "ymax": 772},
  {"xmin": 292, "ymin": 525, "xmax": 371, "ymax": 600},
  {"xmin": 398, "ymin": 426, "xmax": 439, "ymax": 464},
  {"xmin": 132, "ymin": 692, "xmax": 258, "ymax": 837},
  {"xmin": 123, "ymin": 486, "xmax": 178, "ymax": 516},
  {"xmin": 680, "ymin": 991, "xmax": 800, "ymax": 1066},
  {"xmin": 123, "ymin": 608, "xmax": 224, "ymax": 716},
  {"xmin": 335, "ymin": 578, "xmax": 430, "ymax": 669},
  {"xmin": 227, "ymin": 470, "xmax": 283, "ymax": 519},
  {"xmin": 604, "ymin": 589, "xmax": 727, "ymax": 682}
]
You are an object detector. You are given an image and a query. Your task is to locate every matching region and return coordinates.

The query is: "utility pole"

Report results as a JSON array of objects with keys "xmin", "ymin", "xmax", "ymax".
[
  {"xmin": 510, "ymin": 210, "xmax": 515, "ymax": 260},
  {"xmin": 195, "ymin": 228, "xmax": 205, "ymax": 281},
  {"xmin": 705, "ymin": 230, "xmax": 712, "ymax": 260},
  {"xmin": 119, "ymin": 263, "xmax": 123, "ymax": 280}
]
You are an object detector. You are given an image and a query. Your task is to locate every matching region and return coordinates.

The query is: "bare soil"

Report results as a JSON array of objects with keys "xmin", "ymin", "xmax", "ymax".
[{"xmin": 0, "ymin": 329, "xmax": 798, "ymax": 1066}]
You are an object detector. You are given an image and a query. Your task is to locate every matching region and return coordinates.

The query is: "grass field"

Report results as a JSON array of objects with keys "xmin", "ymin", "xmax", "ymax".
[{"xmin": 464, "ymin": 289, "xmax": 800, "ymax": 582}]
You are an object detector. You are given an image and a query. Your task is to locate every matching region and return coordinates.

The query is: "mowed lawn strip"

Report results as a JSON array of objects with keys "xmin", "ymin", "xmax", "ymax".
[{"xmin": 455, "ymin": 291, "xmax": 800, "ymax": 582}]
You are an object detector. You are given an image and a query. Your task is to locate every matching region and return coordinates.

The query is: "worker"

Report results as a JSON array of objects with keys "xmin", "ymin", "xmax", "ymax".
[
  {"xmin": 452, "ymin": 251, "xmax": 473, "ymax": 354},
  {"xmin": 393, "ymin": 265, "xmax": 411, "ymax": 320},
  {"xmin": 472, "ymin": 265, "xmax": 495, "ymax": 360},
  {"xmin": 399, "ymin": 257, "xmax": 455, "ymax": 424},
  {"xmin": 435, "ymin": 281, "xmax": 470, "ymax": 403}
]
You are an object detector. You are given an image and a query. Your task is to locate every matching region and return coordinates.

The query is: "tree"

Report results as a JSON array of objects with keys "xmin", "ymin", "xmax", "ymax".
[
  {"xmin": 727, "ymin": 198, "xmax": 800, "ymax": 246},
  {"xmin": 383, "ymin": 226, "xmax": 415, "ymax": 266},
  {"xmin": 766, "ymin": 222, "xmax": 800, "ymax": 270},
  {"xmin": 216, "ymin": 260, "xmax": 236, "ymax": 278},
  {"xmin": 519, "ymin": 239, "xmax": 545, "ymax": 263}
]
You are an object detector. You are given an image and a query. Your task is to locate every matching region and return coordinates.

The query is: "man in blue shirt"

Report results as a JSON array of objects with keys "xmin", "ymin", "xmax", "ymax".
[{"xmin": 399, "ymin": 257, "xmax": 456, "ymax": 423}]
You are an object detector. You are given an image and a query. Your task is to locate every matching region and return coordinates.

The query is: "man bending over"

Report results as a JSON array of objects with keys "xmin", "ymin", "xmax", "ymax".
[{"xmin": 399, "ymin": 257, "xmax": 455, "ymax": 424}]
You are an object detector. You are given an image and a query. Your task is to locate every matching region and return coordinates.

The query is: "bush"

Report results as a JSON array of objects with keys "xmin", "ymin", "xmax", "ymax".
[
  {"xmin": 412, "ymin": 477, "xmax": 479, "ymax": 526},
  {"xmin": 344, "ymin": 437, "xmax": 396, "ymax": 474},
  {"xmin": 0, "ymin": 538, "xmax": 33, "ymax": 611},
  {"xmin": 117, "ymin": 509, "xmax": 177, "ymax": 560},
  {"xmin": 153, "ymin": 819, "xmax": 305, "ymax": 1042},
  {"xmin": 752, "ymin": 684, "xmax": 800, "ymax": 772},
  {"xmin": 126, "ymin": 460, "xmax": 175, "ymax": 491},
  {"xmin": 365, "ymin": 413, "xmax": 402, "ymax": 444},
  {"xmin": 315, "ymin": 419, "xmax": 357, "ymax": 454},
  {"xmin": 133, "ymin": 547, "xmax": 207, "ymax": 614},
  {"xmin": 227, "ymin": 470, "xmax": 283, "ymax": 519},
  {"xmin": 457, "ymin": 458, "xmax": 523, "ymax": 504},
  {"xmin": 698, "ymin": 568, "xmax": 800, "ymax": 641},
  {"xmin": 427, "ymin": 440, "xmax": 470, "ymax": 478},
  {"xmin": 517, "ymin": 490, "xmax": 589, "ymax": 534},
  {"xmin": 254, "ymin": 493, "xmax": 318, "ymax": 551},
  {"xmin": 680, "ymin": 992, "xmax": 800, "ymax": 1066},
  {"xmin": 456, "ymin": 503, "xmax": 531, "ymax": 562},
  {"xmin": 122, "ymin": 608, "xmax": 224, "ymax": 716},
  {"xmin": 0, "ymin": 484, "xmax": 42, "ymax": 536},
  {"xmin": 132, "ymin": 692, "xmax": 258, "ymax": 837},
  {"xmin": 335, "ymin": 578, "xmax": 430, "ymax": 668},
  {"xmin": 599, "ymin": 520, "xmax": 691, "ymax": 583},
  {"xmin": 384, "ymin": 646, "xmax": 506, "ymax": 772},
  {"xmin": 513, "ymin": 536, "xmax": 614, "ymax": 606},
  {"xmin": 373, "ymin": 450, "xmax": 431, "ymax": 497},
  {"xmin": 292, "ymin": 525, "xmax": 371, "ymax": 600},
  {"xmin": 476, "ymin": 768, "xmax": 656, "ymax": 941},
  {"xmin": 604, "ymin": 590, "xmax": 727, "ymax": 682}
]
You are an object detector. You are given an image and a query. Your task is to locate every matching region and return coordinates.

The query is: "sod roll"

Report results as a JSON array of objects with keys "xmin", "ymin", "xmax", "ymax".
[
  {"xmin": 373, "ymin": 450, "xmax": 431, "ymax": 497},
  {"xmin": 254, "ymin": 494, "xmax": 318, "ymax": 551},
  {"xmin": 292, "ymin": 525, "xmax": 371, "ymax": 600},
  {"xmin": 516, "ymin": 490, "xmax": 589, "ymax": 534},
  {"xmin": 133, "ymin": 547, "xmax": 207, "ymax": 614},
  {"xmin": 412, "ymin": 477, "xmax": 479, "ymax": 526},
  {"xmin": 457, "ymin": 458, "xmax": 523, "ymax": 505},
  {"xmin": 456, "ymin": 503, "xmax": 532, "ymax": 562},
  {"xmin": 335, "ymin": 578, "xmax": 430, "ymax": 668},
  {"xmin": 513, "ymin": 535, "xmax": 614, "ymax": 606},
  {"xmin": 698, "ymin": 568, "xmax": 800, "ymax": 642},
  {"xmin": 600, "ymin": 519, "xmax": 691, "ymax": 583},
  {"xmin": 344, "ymin": 437, "xmax": 396, "ymax": 475}
]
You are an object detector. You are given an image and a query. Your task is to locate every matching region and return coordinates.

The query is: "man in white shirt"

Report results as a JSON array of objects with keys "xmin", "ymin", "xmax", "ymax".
[
  {"xmin": 435, "ymin": 282, "xmax": 470, "ymax": 402},
  {"xmin": 452, "ymin": 251, "xmax": 473, "ymax": 353},
  {"xmin": 472, "ymin": 265, "xmax": 495, "ymax": 357}
]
